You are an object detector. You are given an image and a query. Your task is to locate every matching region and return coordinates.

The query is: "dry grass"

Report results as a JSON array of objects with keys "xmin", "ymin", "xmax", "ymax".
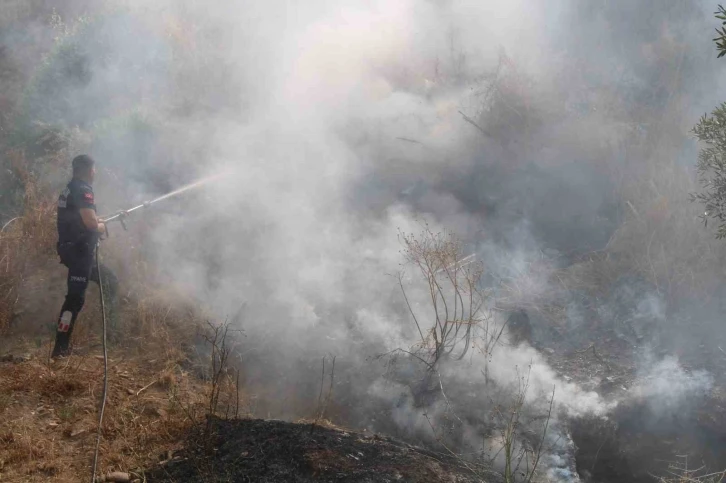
[
  {"xmin": 0, "ymin": 177, "xmax": 241, "ymax": 481},
  {"xmin": 0, "ymin": 244, "xmax": 247, "ymax": 480},
  {"xmin": 606, "ymin": 141, "xmax": 726, "ymax": 303},
  {"xmin": 0, "ymin": 299, "xmax": 214, "ymax": 482},
  {"xmin": 0, "ymin": 150, "xmax": 58, "ymax": 332}
]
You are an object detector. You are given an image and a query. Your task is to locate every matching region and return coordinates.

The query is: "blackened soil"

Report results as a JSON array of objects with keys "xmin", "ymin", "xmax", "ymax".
[
  {"xmin": 571, "ymin": 398, "xmax": 726, "ymax": 483},
  {"xmin": 146, "ymin": 418, "xmax": 491, "ymax": 483}
]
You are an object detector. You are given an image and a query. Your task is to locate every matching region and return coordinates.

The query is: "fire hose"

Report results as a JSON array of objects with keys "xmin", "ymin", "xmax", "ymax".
[
  {"xmin": 91, "ymin": 242, "xmax": 108, "ymax": 483},
  {"xmin": 90, "ymin": 171, "xmax": 225, "ymax": 482}
]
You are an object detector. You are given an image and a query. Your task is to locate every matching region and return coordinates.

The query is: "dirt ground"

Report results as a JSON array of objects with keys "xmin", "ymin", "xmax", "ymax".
[{"xmin": 0, "ymin": 267, "xmax": 211, "ymax": 483}]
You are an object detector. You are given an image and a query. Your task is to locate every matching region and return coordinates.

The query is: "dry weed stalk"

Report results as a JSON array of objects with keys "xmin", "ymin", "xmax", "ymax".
[
  {"xmin": 491, "ymin": 364, "xmax": 555, "ymax": 483},
  {"xmin": 418, "ymin": 362, "xmax": 556, "ymax": 483},
  {"xmin": 395, "ymin": 226, "xmax": 558, "ymax": 483},
  {"xmin": 201, "ymin": 321, "xmax": 231, "ymax": 424},
  {"xmin": 310, "ymin": 355, "xmax": 336, "ymax": 433},
  {"xmin": 657, "ymin": 455, "xmax": 726, "ymax": 483},
  {"xmin": 198, "ymin": 319, "xmax": 243, "ymax": 425},
  {"xmin": 398, "ymin": 225, "xmax": 502, "ymax": 370}
]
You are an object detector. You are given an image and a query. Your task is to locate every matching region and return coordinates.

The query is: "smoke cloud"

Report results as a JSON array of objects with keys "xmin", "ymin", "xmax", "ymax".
[
  {"xmin": 632, "ymin": 354, "xmax": 713, "ymax": 419},
  {"xmin": 4, "ymin": 0, "xmax": 726, "ymax": 478}
]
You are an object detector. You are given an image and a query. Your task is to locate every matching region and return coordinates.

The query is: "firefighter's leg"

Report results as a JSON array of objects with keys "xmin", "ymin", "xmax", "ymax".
[{"xmin": 52, "ymin": 257, "xmax": 92, "ymax": 358}]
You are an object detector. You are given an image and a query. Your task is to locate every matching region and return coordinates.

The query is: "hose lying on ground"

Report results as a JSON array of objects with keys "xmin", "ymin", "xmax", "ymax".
[{"xmin": 91, "ymin": 242, "xmax": 109, "ymax": 483}]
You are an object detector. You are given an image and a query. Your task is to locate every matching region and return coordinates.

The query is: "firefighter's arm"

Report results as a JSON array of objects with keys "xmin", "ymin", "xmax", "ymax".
[{"xmin": 80, "ymin": 208, "xmax": 106, "ymax": 233}]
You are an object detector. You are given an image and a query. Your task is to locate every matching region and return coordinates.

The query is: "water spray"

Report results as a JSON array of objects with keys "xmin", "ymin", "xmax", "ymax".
[{"xmin": 100, "ymin": 170, "xmax": 228, "ymax": 228}]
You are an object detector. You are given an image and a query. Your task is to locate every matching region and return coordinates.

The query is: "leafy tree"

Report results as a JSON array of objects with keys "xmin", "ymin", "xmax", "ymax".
[
  {"xmin": 693, "ymin": 105, "xmax": 726, "ymax": 238},
  {"xmin": 715, "ymin": 4, "xmax": 726, "ymax": 58},
  {"xmin": 691, "ymin": 5, "xmax": 726, "ymax": 238}
]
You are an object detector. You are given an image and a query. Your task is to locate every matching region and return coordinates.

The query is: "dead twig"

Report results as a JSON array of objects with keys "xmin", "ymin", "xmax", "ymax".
[
  {"xmin": 458, "ymin": 110, "xmax": 491, "ymax": 138},
  {"xmin": 395, "ymin": 137, "xmax": 424, "ymax": 145},
  {"xmin": 1, "ymin": 217, "xmax": 21, "ymax": 233},
  {"xmin": 527, "ymin": 385, "xmax": 555, "ymax": 481},
  {"xmin": 136, "ymin": 379, "xmax": 157, "ymax": 397},
  {"xmin": 592, "ymin": 434, "xmax": 609, "ymax": 472},
  {"xmin": 574, "ymin": 343, "xmax": 610, "ymax": 370},
  {"xmin": 575, "ymin": 343, "xmax": 595, "ymax": 354},
  {"xmin": 235, "ymin": 368, "xmax": 240, "ymax": 419}
]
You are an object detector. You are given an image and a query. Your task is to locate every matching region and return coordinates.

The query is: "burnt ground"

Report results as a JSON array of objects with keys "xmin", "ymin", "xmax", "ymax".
[
  {"xmin": 517, "ymin": 277, "xmax": 726, "ymax": 481},
  {"xmin": 529, "ymin": 332, "xmax": 726, "ymax": 481},
  {"xmin": 145, "ymin": 418, "xmax": 496, "ymax": 483}
]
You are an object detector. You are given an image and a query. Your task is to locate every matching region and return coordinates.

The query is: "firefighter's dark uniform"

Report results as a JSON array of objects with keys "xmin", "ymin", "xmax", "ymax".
[{"xmin": 52, "ymin": 177, "xmax": 118, "ymax": 358}]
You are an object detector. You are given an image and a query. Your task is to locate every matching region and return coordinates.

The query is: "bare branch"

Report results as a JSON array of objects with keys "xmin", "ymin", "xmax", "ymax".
[{"xmin": 458, "ymin": 110, "xmax": 492, "ymax": 138}]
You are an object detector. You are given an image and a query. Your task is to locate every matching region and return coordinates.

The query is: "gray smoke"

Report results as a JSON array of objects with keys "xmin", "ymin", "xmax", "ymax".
[
  {"xmin": 4, "ymin": 0, "xmax": 726, "ymax": 479},
  {"xmin": 632, "ymin": 354, "xmax": 713, "ymax": 419}
]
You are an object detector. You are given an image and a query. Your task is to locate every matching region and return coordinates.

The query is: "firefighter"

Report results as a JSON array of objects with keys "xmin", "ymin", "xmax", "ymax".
[{"xmin": 52, "ymin": 154, "xmax": 118, "ymax": 358}]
